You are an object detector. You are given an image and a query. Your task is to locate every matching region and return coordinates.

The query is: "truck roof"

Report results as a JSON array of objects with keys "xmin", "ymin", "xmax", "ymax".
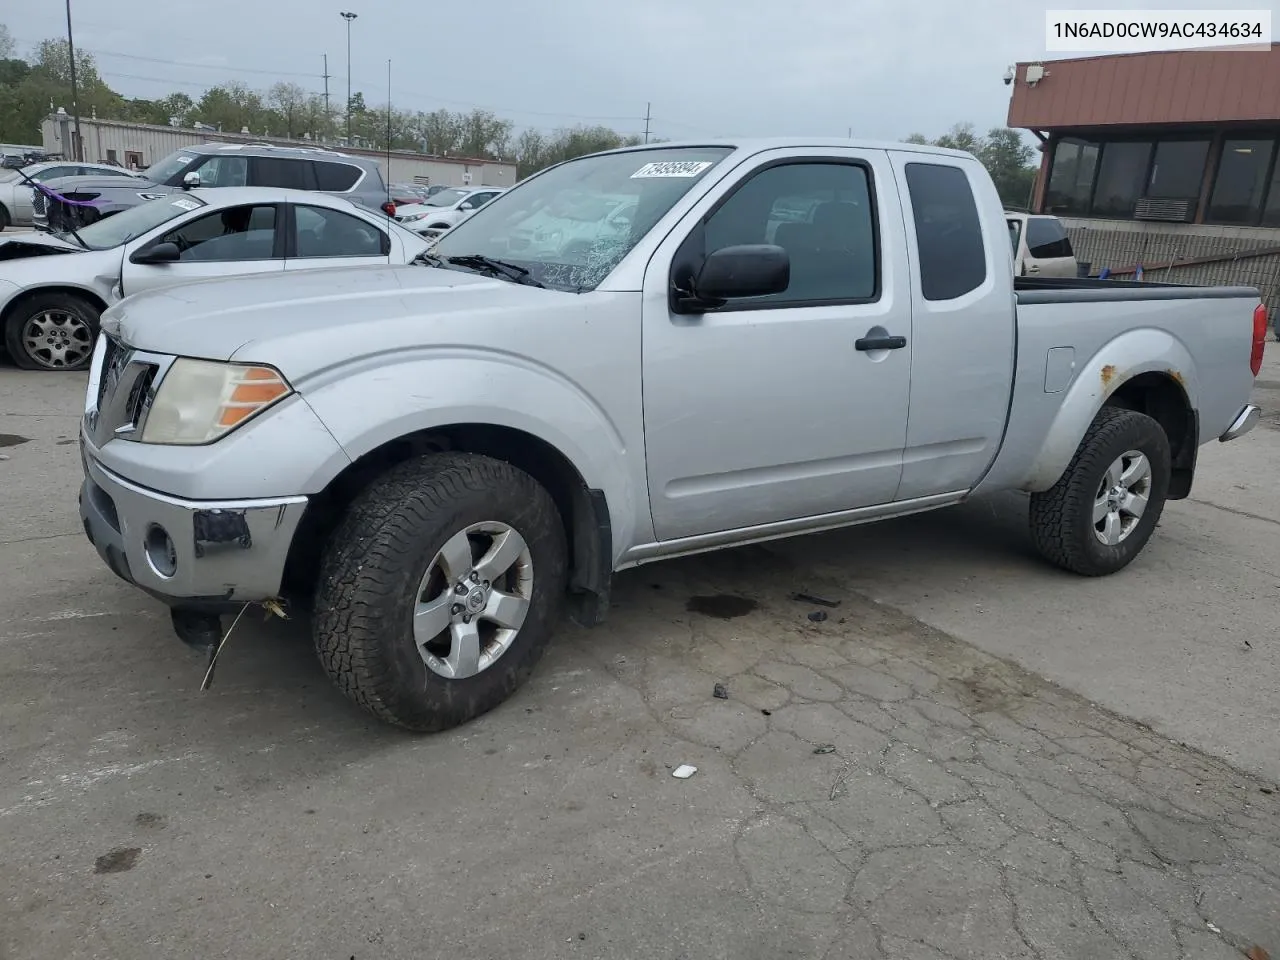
[{"xmin": 586, "ymin": 137, "xmax": 980, "ymax": 162}]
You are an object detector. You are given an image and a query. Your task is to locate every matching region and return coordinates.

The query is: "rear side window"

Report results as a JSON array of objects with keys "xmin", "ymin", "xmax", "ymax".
[
  {"xmin": 904, "ymin": 163, "xmax": 987, "ymax": 301},
  {"xmin": 315, "ymin": 161, "xmax": 362, "ymax": 191},
  {"xmin": 252, "ymin": 157, "xmax": 317, "ymax": 191},
  {"xmin": 1026, "ymin": 217, "xmax": 1073, "ymax": 259}
]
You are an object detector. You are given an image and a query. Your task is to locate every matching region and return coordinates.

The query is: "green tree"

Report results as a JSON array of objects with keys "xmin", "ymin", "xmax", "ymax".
[
  {"xmin": 268, "ymin": 81, "xmax": 310, "ymax": 138},
  {"xmin": 904, "ymin": 123, "xmax": 1037, "ymax": 207},
  {"xmin": 194, "ymin": 82, "xmax": 266, "ymax": 133}
]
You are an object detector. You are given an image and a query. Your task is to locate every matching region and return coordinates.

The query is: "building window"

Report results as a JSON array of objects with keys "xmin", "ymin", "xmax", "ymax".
[
  {"xmin": 1091, "ymin": 141, "xmax": 1153, "ymax": 217},
  {"xmin": 1147, "ymin": 139, "xmax": 1209, "ymax": 200},
  {"xmin": 106, "ymin": 149, "xmax": 118, "ymax": 165},
  {"xmin": 1260, "ymin": 149, "xmax": 1280, "ymax": 228},
  {"xmin": 1045, "ymin": 138, "xmax": 1099, "ymax": 215},
  {"xmin": 1207, "ymin": 139, "xmax": 1277, "ymax": 225}
]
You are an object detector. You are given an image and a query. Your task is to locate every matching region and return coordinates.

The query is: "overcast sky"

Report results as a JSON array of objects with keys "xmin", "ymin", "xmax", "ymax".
[{"xmin": 9, "ymin": 0, "xmax": 1252, "ymax": 142}]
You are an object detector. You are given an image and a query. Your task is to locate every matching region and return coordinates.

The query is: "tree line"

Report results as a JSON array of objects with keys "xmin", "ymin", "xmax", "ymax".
[
  {"xmin": 2, "ymin": 26, "xmax": 1036, "ymax": 190},
  {"xmin": 0, "ymin": 27, "xmax": 647, "ymax": 177}
]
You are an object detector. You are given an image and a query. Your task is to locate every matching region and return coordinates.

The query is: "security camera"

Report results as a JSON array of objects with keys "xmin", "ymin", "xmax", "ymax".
[{"xmin": 1003, "ymin": 66, "xmax": 1015, "ymax": 86}]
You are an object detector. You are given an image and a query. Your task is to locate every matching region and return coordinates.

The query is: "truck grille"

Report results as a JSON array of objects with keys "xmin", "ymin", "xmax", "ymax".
[
  {"xmin": 31, "ymin": 191, "xmax": 46, "ymax": 216},
  {"xmin": 87, "ymin": 336, "xmax": 162, "ymax": 447}
]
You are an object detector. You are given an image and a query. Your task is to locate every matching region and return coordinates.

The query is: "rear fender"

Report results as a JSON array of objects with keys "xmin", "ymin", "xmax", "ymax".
[{"xmin": 1020, "ymin": 328, "xmax": 1199, "ymax": 491}]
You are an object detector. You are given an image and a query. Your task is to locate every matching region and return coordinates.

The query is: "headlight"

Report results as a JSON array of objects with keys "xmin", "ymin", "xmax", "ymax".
[
  {"xmin": 137, "ymin": 192, "xmax": 169, "ymax": 201},
  {"xmin": 140, "ymin": 359, "xmax": 292, "ymax": 445},
  {"xmin": 399, "ymin": 212, "xmax": 426, "ymax": 222}
]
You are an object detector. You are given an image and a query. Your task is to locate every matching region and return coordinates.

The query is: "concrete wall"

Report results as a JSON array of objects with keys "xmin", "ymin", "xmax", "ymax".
[
  {"xmin": 40, "ymin": 116, "xmax": 516, "ymax": 188},
  {"xmin": 1063, "ymin": 217, "xmax": 1280, "ymax": 324}
]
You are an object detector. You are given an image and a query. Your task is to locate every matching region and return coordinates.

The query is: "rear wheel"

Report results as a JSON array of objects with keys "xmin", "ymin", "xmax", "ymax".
[
  {"xmin": 0, "ymin": 203, "xmax": 10, "ymax": 231},
  {"xmin": 1029, "ymin": 407, "xmax": 1171, "ymax": 576},
  {"xmin": 3, "ymin": 291, "xmax": 100, "ymax": 371},
  {"xmin": 313, "ymin": 452, "xmax": 568, "ymax": 732}
]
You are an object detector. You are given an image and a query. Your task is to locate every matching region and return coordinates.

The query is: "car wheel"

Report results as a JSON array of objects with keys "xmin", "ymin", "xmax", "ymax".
[
  {"xmin": 1029, "ymin": 406, "xmax": 1171, "ymax": 576},
  {"xmin": 313, "ymin": 452, "xmax": 568, "ymax": 732},
  {"xmin": 3, "ymin": 291, "xmax": 100, "ymax": 371},
  {"xmin": 0, "ymin": 203, "xmax": 10, "ymax": 231}
]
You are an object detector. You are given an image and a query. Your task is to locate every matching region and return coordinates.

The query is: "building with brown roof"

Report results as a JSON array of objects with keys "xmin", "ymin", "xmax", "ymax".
[{"xmin": 1006, "ymin": 45, "xmax": 1280, "ymax": 317}]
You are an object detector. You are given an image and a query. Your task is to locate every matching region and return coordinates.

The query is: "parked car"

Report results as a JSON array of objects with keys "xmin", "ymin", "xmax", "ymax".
[
  {"xmin": 1006, "ymin": 211, "xmax": 1078, "ymax": 277},
  {"xmin": 32, "ymin": 143, "xmax": 394, "ymax": 232},
  {"xmin": 78, "ymin": 138, "xmax": 1265, "ymax": 733},
  {"xmin": 394, "ymin": 186, "xmax": 506, "ymax": 237},
  {"xmin": 0, "ymin": 161, "xmax": 143, "ymax": 230},
  {"xmin": 389, "ymin": 182, "xmax": 431, "ymax": 205},
  {"xmin": 0, "ymin": 187, "xmax": 429, "ymax": 371}
]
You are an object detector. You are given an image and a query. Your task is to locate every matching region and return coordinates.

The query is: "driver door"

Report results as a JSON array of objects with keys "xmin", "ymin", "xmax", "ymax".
[{"xmin": 119, "ymin": 202, "xmax": 286, "ymax": 297}]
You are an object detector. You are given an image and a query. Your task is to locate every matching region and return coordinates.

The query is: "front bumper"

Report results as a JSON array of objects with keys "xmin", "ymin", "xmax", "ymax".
[
  {"xmin": 78, "ymin": 451, "xmax": 308, "ymax": 608},
  {"xmin": 1219, "ymin": 404, "xmax": 1261, "ymax": 442}
]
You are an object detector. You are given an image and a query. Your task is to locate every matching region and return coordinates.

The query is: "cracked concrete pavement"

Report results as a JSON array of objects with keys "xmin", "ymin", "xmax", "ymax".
[{"xmin": 2, "ymin": 357, "xmax": 1279, "ymax": 960}]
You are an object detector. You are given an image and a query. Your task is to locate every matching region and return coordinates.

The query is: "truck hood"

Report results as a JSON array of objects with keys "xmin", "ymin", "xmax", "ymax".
[
  {"xmin": 102, "ymin": 264, "xmax": 577, "ymax": 377},
  {"xmin": 0, "ymin": 231, "xmax": 81, "ymax": 259}
]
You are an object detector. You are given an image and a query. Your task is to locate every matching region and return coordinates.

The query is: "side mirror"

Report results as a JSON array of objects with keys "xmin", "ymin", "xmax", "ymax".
[
  {"xmin": 681, "ymin": 244, "xmax": 790, "ymax": 310},
  {"xmin": 130, "ymin": 241, "xmax": 181, "ymax": 265},
  {"xmin": 182, "ymin": 171, "xmax": 201, "ymax": 190}
]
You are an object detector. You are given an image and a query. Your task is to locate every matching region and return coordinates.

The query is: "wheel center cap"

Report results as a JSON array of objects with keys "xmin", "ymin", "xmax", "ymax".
[{"xmin": 466, "ymin": 586, "xmax": 486, "ymax": 612}]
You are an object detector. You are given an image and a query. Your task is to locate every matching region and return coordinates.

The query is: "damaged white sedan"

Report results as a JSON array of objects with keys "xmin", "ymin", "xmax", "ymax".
[{"xmin": 0, "ymin": 187, "xmax": 429, "ymax": 371}]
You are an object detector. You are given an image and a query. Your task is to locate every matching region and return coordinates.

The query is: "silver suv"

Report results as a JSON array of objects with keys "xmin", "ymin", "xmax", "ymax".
[{"xmin": 34, "ymin": 142, "xmax": 393, "ymax": 231}]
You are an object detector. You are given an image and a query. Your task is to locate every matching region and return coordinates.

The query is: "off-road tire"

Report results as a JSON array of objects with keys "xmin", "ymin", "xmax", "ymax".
[
  {"xmin": 313, "ymin": 452, "xmax": 568, "ymax": 732},
  {"xmin": 1029, "ymin": 406, "xmax": 1171, "ymax": 576},
  {"xmin": 3, "ymin": 290, "xmax": 100, "ymax": 371}
]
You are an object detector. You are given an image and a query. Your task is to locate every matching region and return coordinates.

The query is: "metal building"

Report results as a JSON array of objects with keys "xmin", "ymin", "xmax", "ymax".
[
  {"xmin": 1007, "ymin": 44, "xmax": 1280, "ymax": 319},
  {"xmin": 41, "ymin": 113, "xmax": 517, "ymax": 188}
]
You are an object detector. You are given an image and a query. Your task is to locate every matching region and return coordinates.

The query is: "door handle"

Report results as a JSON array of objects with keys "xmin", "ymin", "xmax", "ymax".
[{"xmin": 855, "ymin": 334, "xmax": 907, "ymax": 351}]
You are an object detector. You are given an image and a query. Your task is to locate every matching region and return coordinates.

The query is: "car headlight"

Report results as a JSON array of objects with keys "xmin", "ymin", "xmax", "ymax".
[
  {"xmin": 399, "ymin": 212, "xmax": 426, "ymax": 222},
  {"xmin": 137, "ymin": 192, "xmax": 169, "ymax": 201},
  {"xmin": 140, "ymin": 358, "xmax": 292, "ymax": 445}
]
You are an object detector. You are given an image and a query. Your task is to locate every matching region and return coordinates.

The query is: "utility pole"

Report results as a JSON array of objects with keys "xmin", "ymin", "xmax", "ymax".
[
  {"xmin": 643, "ymin": 102, "xmax": 651, "ymax": 144},
  {"xmin": 64, "ymin": 0, "xmax": 82, "ymax": 161},
  {"xmin": 340, "ymin": 11, "xmax": 357, "ymax": 145},
  {"xmin": 322, "ymin": 53, "xmax": 331, "ymax": 140}
]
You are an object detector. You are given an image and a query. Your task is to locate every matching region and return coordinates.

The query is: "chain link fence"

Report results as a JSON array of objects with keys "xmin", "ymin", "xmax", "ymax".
[{"xmin": 1063, "ymin": 219, "xmax": 1280, "ymax": 330}]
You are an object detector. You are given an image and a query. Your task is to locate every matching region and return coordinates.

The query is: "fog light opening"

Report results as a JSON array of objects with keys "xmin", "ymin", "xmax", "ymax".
[{"xmin": 144, "ymin": 524, "xmax": 178, "ymax": 579}]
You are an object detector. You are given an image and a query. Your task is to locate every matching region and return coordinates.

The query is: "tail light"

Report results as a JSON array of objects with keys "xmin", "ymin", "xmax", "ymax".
[
  {"xmin": 381, "ymin": 200, "xmax": 396, "ymax": 217},
  {"xmin": 1251, "ymin": 303, "xmax": 1268, "ymax": 377}
]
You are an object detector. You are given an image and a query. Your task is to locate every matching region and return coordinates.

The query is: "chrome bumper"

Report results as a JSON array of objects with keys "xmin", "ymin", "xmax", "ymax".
[
  {"xmin": 1219, "ymin": 404, "xmax": 1261, "ymax": 442},
  {"xmin": 78, "ymin": 452, "xmax": 308, "ymax": 605}
]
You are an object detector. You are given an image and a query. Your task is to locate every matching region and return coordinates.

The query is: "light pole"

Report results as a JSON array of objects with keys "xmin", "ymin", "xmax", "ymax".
[
  {"xmin": 65, "ymin": 0, "xmax": 82, "ymax": 161},
  {"xmin": 340, "ymin": 11, "xmax": 357, "ymax": 145}
]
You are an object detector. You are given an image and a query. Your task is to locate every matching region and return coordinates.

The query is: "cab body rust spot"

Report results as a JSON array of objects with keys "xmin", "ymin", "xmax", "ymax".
[{"xmin": 1101, "ymin": 364, "xmax": 1117, "ymax": 386}]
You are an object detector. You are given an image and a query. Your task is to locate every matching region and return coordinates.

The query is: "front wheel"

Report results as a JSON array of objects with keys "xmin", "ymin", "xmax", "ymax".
[
  {"xmin": 313, "ymin": 452, "xmax": 568, "ymax": 732},
  {"xmin": 1029, "ymin": 407, "xmax": 1171, "ymax": 576},
  {"xmin": 3, "ymin": 291, "xmax": 100, "ymax": 371}
]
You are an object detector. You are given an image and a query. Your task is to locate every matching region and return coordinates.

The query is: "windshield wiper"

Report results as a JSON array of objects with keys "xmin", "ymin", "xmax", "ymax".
[
  {"xmin": 444, "ymin": 254, "xmax": 546, "ymax": 288},
  {"xmin": 412, "ymin": 250, "xmax": 446, "ymax": 267},
  {"xmin": 53, "ymin": 228, "xmax": 89, "ymax": 250}
]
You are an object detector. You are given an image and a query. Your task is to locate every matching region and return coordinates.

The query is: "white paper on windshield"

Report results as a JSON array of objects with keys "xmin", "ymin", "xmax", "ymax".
[
  {"xmin": 630, "ymin": 161, "xmax": 712, "ymax": 179},
  {"xmin": 170, "ymin": 198, "xmax": 200, "ymax": 211}
]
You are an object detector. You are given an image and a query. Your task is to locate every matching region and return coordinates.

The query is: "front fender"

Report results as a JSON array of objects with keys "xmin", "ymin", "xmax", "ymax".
[
  {"xmin": 1020, "ymin": 327, "xmax": 1199, "ymax": 491},
  {"xmin": 300, "ymin": 351, "xmax": 640, "ymax": 557}
]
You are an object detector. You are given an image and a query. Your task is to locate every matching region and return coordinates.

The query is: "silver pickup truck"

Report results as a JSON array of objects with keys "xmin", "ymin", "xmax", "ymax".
[{"xmin": 78, "ymin": 138, "xmax": 1267, "ymax": 732}]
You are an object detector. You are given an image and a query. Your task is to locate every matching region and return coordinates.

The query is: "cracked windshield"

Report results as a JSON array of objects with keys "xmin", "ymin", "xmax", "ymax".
[{"xmin": 433, "ymin": 147, "xmax": 732, "ymax": 290}]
